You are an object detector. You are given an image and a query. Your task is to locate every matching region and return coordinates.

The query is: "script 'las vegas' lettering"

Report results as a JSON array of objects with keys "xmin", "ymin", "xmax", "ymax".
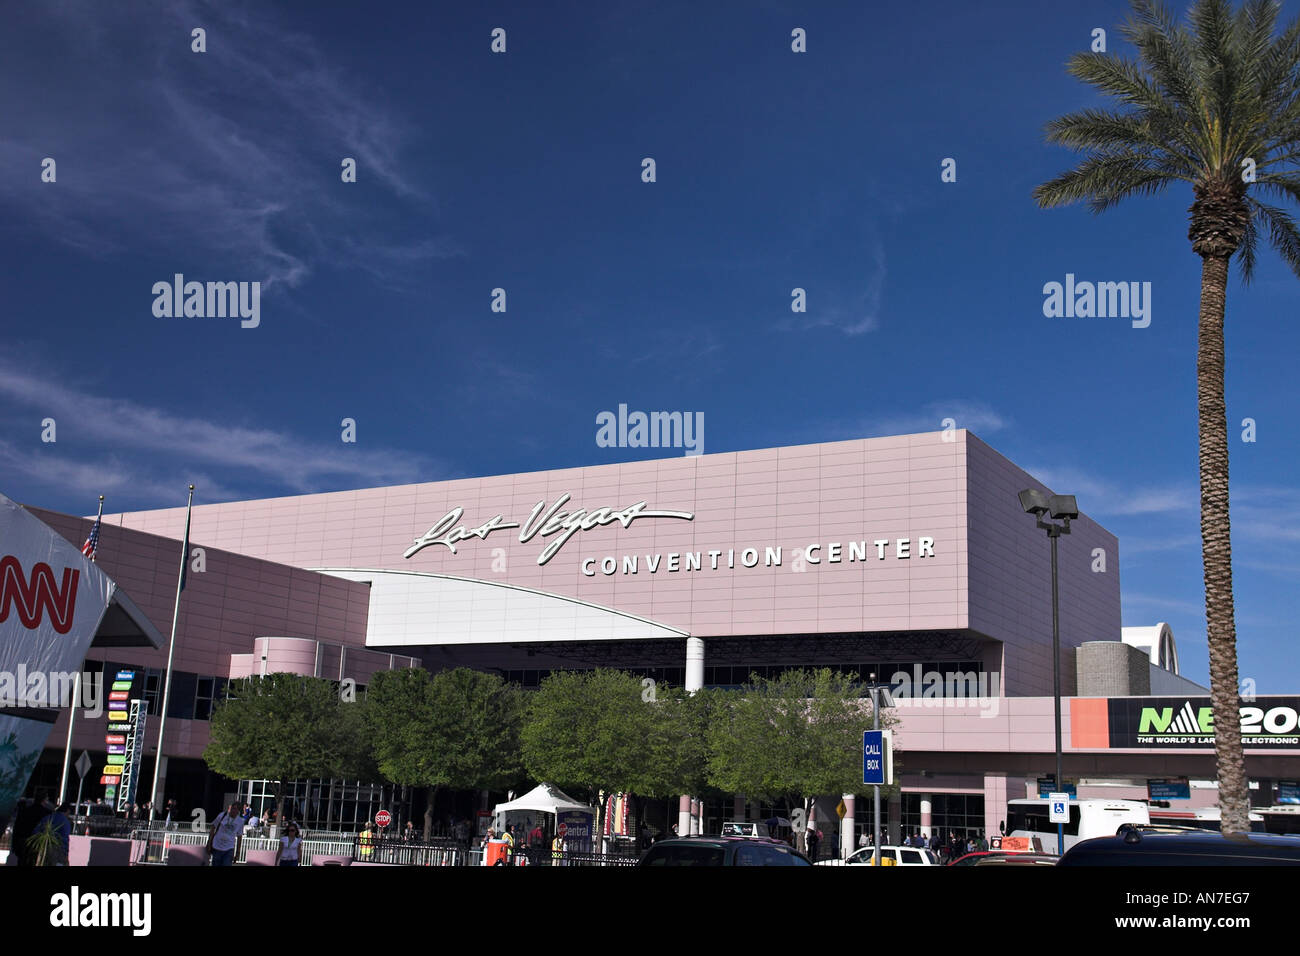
[{"xmin": 404, "ymin": 494, "xmax": 695, "ymax": 566}]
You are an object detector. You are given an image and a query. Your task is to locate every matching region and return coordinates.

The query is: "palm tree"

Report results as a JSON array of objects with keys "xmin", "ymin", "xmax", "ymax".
[{"xmin": 1033, "ymin": 0, "xmax": 1300, "ymax": 835}]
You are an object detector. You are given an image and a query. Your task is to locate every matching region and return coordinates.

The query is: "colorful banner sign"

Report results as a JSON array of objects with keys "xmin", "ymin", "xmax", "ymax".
[{"xmin": 1072, "ymin": 697, "xmax": 1300, "ymax": 749}]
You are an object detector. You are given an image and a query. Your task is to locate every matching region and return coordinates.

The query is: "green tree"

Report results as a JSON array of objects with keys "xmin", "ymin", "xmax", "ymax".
[
  {"xmin": 365, "ymin": 667, "xmax": 524, "ymax": 839},
  {"xmin": 706, "ymin": 669, "xmax": 891, "ymax": 849},
  {"xmin": 520, "ymin": 669, "xmax": 659, "ymax": 838},
  {"xmin": 321, "ymin": 693, "xmax": 377, "ymax": 831},
  {"xmin": 1033, "ymin": 0, "xmax": 1300, "ymax": 833},
  {"xmin": 205, "ymin": 673, "xmax": 354, "ymax": 826}
]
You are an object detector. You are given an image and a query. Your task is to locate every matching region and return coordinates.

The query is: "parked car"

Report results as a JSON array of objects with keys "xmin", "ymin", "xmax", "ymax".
[
  {"xmin": 1058, "ymin": 828, "xmax": 1300, "ymax": 866},
  {"xmin": 817, "ymin": 845, "xmax": 937, "ymax": 866},
  {"xmin": 949, "ymin": 851, "xmax": 1059, "ymax": 866},
  {"xmin": 639, "ymin": 836, "xmax": 812, "ymax": 867}
]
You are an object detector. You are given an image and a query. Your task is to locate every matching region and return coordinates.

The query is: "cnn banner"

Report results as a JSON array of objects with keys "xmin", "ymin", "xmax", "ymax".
[{"xmin": 0, "ymin": 493, "xmax": 115, "ymax": 825}]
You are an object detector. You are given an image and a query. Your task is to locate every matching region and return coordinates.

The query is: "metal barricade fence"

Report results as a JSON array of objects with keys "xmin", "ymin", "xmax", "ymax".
[
  {"xmin": 128, "ymin": 828, "xmax": 361, "ymax": 866},
  {"xmin": 124, "ymin": 828, "xmax": 641, "ymax": 866}
]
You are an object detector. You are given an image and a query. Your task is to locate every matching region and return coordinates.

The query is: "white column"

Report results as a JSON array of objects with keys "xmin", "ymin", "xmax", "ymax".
[
  {"xmin": 920, "ymin": 794, "xmax": 933, "ymax": 839},
  {"xmin": 685, "ymin": 637, "xmax": 704, "ymax": 692},
  {"xmin": 679, "ymin": 636, "xmax": 705, "ymax": 838},
  {"xmin": 841, "ymin": 794, "xmax": 856, "ymax": 858}
]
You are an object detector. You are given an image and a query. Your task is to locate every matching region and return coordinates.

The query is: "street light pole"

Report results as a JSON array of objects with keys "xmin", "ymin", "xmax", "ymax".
[
  {"xmin": 1050, "ymin": 524, "xmax": 1063, "ymax": 857},
  {"xmin": 1018, "ymin": 489, "xmax": 1077, "ymax": 858},
  {"xmin": 872, "ymin": 680, "xmax": 881, "ymax": 867}
]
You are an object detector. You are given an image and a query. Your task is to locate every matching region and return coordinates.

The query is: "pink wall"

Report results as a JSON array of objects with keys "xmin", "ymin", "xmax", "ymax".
[
  {"xmin": 103, "ymin": 432, "xmax": 976, "ymax": 639},
  {"xmin": 30, "ymin": 508, "xmax": 374, "ymax": 760}
]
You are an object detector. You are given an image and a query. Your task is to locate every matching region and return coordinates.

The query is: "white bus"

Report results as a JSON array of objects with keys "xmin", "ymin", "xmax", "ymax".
[
  {"xmin": 1004, "ymin": 798, "xmax": 1149, "ymax": 853},
  {"xmin": 1149, "ymin": 806, "xmax": 1266, "ymax": 832}
]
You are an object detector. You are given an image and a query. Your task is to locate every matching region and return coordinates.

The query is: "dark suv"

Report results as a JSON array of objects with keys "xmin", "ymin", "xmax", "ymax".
[
  {"xmin": 1058, "ymin": 827, "xmax": 1300, "ymax": 866},
  {"xmin": 639, "ymin": 836, "xmax": 813, "ymax": 867}
]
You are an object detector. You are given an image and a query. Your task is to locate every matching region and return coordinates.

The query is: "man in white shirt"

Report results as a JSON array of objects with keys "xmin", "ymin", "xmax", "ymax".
[{"xmin": 209, "ymin": 802, "xmax": 246, "ymax": 866}]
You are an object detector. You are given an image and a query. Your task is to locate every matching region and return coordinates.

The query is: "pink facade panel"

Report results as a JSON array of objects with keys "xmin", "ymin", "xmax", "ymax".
[{"xmin": 104, "ymin": 432, "xmax": 980, "ymax": 639}]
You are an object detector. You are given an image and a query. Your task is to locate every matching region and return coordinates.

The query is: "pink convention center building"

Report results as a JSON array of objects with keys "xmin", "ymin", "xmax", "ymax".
[{"xmin": 7, "ymin": 429, "xmax": 1299, "ymax": 853}]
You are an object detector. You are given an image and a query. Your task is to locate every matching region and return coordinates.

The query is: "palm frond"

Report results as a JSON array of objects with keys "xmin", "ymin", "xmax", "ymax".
[
  {"xmin": 1034, "ymin": 153, "xmax": 1181, "ymax": 211},
  {"xmin": 1246, "ymin": 197, "xmax": 1300, "ymax": 278}
]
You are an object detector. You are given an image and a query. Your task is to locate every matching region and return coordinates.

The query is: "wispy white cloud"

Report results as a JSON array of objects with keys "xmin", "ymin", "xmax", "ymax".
[
  {"xmin": 826, "ymin": 400, "xmax": 1009, "ymax": 441},
  {"xmin": 1121, "ymin": 535, "xmax": 1199, "ymax": 555},
  {"xmin": 1023, "ymin": 463, "xmax": 1197, "ymax": 517},
  {"xmin": 777, "ymin": 240, "xmax": 886, "ymax": 336},
  {"xmin": 0, "ymin": 1, "xmax": 452, "ymax": 290},
  {"xmin": 0, "ymin": 359, "xmax": 440, "ymax": 501}
]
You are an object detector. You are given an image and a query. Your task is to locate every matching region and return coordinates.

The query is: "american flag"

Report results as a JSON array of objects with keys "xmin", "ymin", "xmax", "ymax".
[{"xmin": 82, "ymin": 515, "xmax": 101, "ymax": 560}]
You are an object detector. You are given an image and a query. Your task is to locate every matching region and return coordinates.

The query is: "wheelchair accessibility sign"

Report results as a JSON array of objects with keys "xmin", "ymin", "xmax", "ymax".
[{"xmin": 1048, "ymin": 793, "xmax": 1070, "ymax": 823}]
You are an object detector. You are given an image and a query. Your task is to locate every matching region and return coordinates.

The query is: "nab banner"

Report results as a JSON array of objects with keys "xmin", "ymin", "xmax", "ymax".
[
  {"xmin": 1072, "ymin": 696, "xmax": 1300, "ymax": 750},
  {"xmin": 0, "ymin": 494, "xmax": 116, "ymax": 826}
]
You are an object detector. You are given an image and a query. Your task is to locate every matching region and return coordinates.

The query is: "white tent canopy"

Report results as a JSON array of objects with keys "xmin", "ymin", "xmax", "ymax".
[{"xmin": 493, "ymin": 782, "xmax": 592, "ymax": 818}]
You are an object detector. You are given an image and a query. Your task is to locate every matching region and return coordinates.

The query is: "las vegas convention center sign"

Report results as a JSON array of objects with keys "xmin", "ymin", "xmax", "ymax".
[{"xmin": 403, "ymin": 493, "xmax": 938, "ymax": 575}]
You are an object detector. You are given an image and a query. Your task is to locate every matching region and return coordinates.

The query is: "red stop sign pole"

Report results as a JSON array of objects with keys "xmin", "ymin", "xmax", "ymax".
[{"xmin": 375, "ymin": 810, "xmax": 392, "ymax": 828}]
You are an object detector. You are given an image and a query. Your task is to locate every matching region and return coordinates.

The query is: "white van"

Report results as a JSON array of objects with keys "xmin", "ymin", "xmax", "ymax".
[{"xmin": 1005, "ymin": 798, "xmax": 1149, "ymax": 853}]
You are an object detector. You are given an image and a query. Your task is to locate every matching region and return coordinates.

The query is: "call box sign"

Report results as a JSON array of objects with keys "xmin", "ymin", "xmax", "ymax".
[{"xmin": 863, "ymin": 730, "xmax": 894, "ymax": 786}]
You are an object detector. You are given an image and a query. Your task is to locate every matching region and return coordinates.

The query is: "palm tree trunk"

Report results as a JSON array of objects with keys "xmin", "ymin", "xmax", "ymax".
[{"xmin": 1197, "ymin": 253, "xmax": 1250, "ymax": 835}]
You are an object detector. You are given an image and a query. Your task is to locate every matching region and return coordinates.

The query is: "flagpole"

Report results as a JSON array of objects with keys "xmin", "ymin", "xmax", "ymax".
[
  {"xmin": 148, "ymin": 485, "xmax": 193, "ymax": 825},
  {"xmin": 59, "ymin": 495, "xmax": 104, "ymax": 805}
]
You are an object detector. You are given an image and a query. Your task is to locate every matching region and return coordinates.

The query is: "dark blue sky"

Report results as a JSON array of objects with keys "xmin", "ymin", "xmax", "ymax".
[{"xmin": 2, "ymin": 0, "xmax": 1297, "ymax": 691}]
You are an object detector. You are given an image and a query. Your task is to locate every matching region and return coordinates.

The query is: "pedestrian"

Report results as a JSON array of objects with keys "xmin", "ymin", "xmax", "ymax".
[
  {"xmin": 12, "ymin": 793, "xmax": 51, "ymax": 866},
  {"xmin": 551, "ymin": 829, "xmax": 566, "ymax": 867},
  {"xmin": 503, "ymin": 824, "xmax": 516, "ymax": 863},
  {"xmin": 806, "ymin": 828, "xmax": 820, "ymax": 861},
  {"xmin": 275, "ymin": 823, "xmax": 302, "ymax": 867},
  {"xmin": 358, "ymin": 822, "xmax": 375, "ymax": 861},
  {"xmin": 208, "ymin": 802, "xmax": 246, "ymax": 866},
  {"xmin": 403, "ymin": 821, "xmax": 416, "ymax": 844},
  {"xmin": 528, "ymin": 820, "xmax": 545, "ymax": 864}
]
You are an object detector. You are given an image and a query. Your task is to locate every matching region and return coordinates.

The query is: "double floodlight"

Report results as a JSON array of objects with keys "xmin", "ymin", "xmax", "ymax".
[{"xmin": 1018, "ymin": 489, "xmax": 1079, "ymax": 521}]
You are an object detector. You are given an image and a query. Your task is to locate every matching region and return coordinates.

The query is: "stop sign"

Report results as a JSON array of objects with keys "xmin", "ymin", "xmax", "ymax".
[{"xmin": 375, "ymin": 810, "xmax": 392, "ymax": 828}]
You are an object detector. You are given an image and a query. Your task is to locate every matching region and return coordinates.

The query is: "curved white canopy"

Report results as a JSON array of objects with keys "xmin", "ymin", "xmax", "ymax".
[{"xmin": 492, "ymin": 783, "xmax": 593, "ymax": 816}]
